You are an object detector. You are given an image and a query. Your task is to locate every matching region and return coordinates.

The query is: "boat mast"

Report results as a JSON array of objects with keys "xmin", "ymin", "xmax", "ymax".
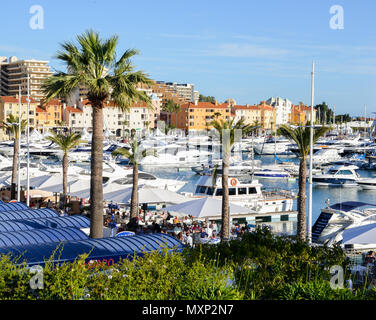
[
  {"xmin": 17, "ymin": 86, "xmax": 21, "ymax": 202},
  {"xmin": 26, "ymin": 74, "xmax": 30, "ymax": 206},
  {"xmin": 308, "ymin": 61, "xmax": 315, "ymax": 244}
]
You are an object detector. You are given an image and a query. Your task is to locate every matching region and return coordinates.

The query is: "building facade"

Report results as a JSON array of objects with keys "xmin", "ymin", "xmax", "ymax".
[
  {"xmin": 172, "ymin": 101, "xmax": 230, "ymax": 131},
  {"xmin": 0, "ymin": 56, "xmax": 53, "ymax": 102},
  {"xmin": 266, "ymin": 96, "xmax": 292, "ymax": 127},
  {"xmin": 64, "ymin": 100, "xmax": 155, "ymax": 136},
  {"xmin": 0, "ymin": 96, "xmax": 37, "ymax": 141},
  {"xmin": 35, "ymin": 99, "xmax": 64, "ymax": 130}
]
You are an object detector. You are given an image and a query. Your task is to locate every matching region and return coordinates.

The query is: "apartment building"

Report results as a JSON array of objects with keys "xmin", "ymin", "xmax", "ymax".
[
  {"xmin": 0, "ymin": 56, "xmax": 53, "ymax": 102},
  {"xmin": 35, "ymin": 99, "xmax": 64, "ymax": 130},
  {"xmin": 0, "ymin": 96, "xmax": 37, "ymax": 141},
  {"xmin": 64, "ymin": 100, "xmax": 154, "ymax": 136},
  {"xmin": 290, "ymin": 105, "xmax": 305, "ymax": 125},
  {"xmin": 233, "ymin": 104, "xmax": 262, "ymax": 125},
  {"xmin": 266, "ymin": 96, "xmax": 292, "ymax": 127},
  {"xmin": 157, "ymin": 81, "xmax": 198, "ymax": 103},
  {"xmin": 233, "ymin": 102, "xmax": 276, "ymax": 131},
  {"xmin": 297, "ymin": 103, "xmax": 316, "ymax": 123},
  {"xmin": 172, "ymin": 101, "xmax": 230, "ymax": 132}
]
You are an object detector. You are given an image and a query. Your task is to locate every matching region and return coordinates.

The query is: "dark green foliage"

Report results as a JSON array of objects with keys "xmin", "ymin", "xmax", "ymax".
[{"xmin": 0, "ymin": 229, "xmax": 375, "ymax": 300}]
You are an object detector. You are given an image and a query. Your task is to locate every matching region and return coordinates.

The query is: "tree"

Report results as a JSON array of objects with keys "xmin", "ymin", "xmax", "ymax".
[
  {"xmin": 278, "ymin": 124, "xmax": 330, "ymax": 241},
  {"xmin": 210, "ymin": 118, "xmax": 254, "ymax": 240},
  {"xmin": 2, "ymin": 115, "xmax": 27, "ymax": 200},
  {"xmin": 199, "ymin": 94, "xmax": 216, "ymax": 103},
  {"xmin": 315, "ymin": 102, "xmax": 333, "ymax": 124},
  {"xmin": 46, "ymin": 131, "xmax": 82, "ymax": 206},
  {"xmin": 42, "ymin": 30, "xmax": 153, "ymax": 238},
  {"xmin": 112, "ymin": 140, "xmax": 156, "ymax": 230},
  {"xmin": 162, "ymin": 99, "xmax": 180, "ymax": 126}
]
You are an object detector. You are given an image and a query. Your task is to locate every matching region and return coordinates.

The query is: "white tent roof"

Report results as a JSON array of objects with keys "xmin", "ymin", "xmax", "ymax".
[
  {"xmin": 341, "ymin": 223, "xmax": 376, "ymax": 245},
  {"xmin": 69, "ymin": 184, "xmax": 189, "ymax": 204},
  {"xmin": 164, "ymin": 197, "xmax": 252, "ymax": 218}
]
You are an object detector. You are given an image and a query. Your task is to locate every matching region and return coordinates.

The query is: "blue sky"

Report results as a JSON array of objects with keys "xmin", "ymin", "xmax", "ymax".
[{"xmin": 1, "ymin": 0, "xmax": 375, "ymax": 116}]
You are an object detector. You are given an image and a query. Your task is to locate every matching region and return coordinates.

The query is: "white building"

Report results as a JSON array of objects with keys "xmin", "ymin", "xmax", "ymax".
[
  {"xmin": 156, "ymin": 81, "xmax": 198, "ymax": 103},
  {"xmin": 64, "ymin": 99, "xmax": 155, "ymax": 136},
  {"xmin": 266, "ymin": 97, "xmax": 292, "ymax": 126}
]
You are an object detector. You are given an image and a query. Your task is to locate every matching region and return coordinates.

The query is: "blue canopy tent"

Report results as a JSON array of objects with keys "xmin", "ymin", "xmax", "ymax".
[
  {"xmin": 0, "ymin": 227, "xmax": 88, "ymax": 247},
  {"xmin": 0, "ymin": 208, "xmax": 58, "ymax": 222},
  {"xmin": 0, "ymin": 202, "xmax": 28, "ymax": 212},
  {"xmin": 0, "ymin": 215, "xmax": 90, "ymax": 233},
  {"xmin": 0, "ymin": 233, "xmax": 185, "ymax": 267}
]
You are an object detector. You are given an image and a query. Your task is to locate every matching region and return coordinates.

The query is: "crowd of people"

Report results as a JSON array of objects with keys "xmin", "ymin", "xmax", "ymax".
[{"xmin": 101, "ymin": 207, "xmax": 252, "ymax": 246}]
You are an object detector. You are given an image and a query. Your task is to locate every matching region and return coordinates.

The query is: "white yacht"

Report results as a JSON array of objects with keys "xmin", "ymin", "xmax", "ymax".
[
  {"xmin": 140, "ymin": 145, "xmax": 214, "ymax": 167},
  {"xmin": 311, "ymin": 148, "xmax": 343, "ymax": 166},
  {"xmin": 312, "ymin": 165, "xmax": 360, "ymax": 187},
  {"xmin": 312, "ymin": 201, "xmax": 376, "ymax": 250},
  {"xmin": 183, "ymin": 176, "xmax": 295, "ymax": 213},
  {"xmin": 357, "ymin": 178, "xmax": 376, "ymax": 190},
  {"xmin": 253, "ymin": 137, "xmax": 291, "ymax": 155}
]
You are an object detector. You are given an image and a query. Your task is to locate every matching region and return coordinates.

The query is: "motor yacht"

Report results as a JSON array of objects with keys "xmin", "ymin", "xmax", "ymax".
[
  {"xmin": 140, "ymin": 145, "xmax": 215, "ymax": 167},
  {"xmin": 357, "ymin": 178, "xmax": 376, "ymax": 190},
  {"xmin": 311, "ymin": 148, "xmax": 343, "ymax": 166},
  {"xmin": 253, "ymin": 137, "xmax": 291, "ymax": 155},
  {"xmin": 183, "ymin": 175, "xmax": 295, "ymax": 213},
  {"xmin": 312, "ymin": 165, "xmax": 360, "ymax": 187},
  {"xmin": 312, "ymin": 201, "xmax": 376, "ymax": 251}
]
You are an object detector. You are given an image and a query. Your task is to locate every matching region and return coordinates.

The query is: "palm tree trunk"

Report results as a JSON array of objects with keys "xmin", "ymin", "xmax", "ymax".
[
  {"xmin": 90, "ymin": 106, "xmax": 104, "ymax": 239},
  {"xmin": 221, "ymin": 150, "xmax": 230, "ymax": 240},
  {"xmin": 62, "ymin": 152, "xmax": 68, "ymax": 205},
  {"xmin": 297, "ymin": 158, "xmax": 307, "ymax": 241},
  {"xmin": 130, "ymin": 163, "xmax": 139, "ymax": 220},
  {"xmin": 11, "ymin": 138, "xmax": 18, "ymax": 200}
]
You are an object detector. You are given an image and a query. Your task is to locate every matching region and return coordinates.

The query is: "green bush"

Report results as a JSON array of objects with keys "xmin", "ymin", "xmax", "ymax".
[{"xmin": 0, "ymin": 228, "xmax": 372, "ymax": 300}]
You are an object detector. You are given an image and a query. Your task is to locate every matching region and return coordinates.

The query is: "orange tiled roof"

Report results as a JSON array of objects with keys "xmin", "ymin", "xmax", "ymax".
[
  {"xmin": 36, "ymin": 107, "xmax": 46, "ymax": 113},
  {"xmin": 181, "ymin": 102, "xmax": 230, "ymax": 109},
  {"xmin": 1, "ymin": 96, "xmax": 36, "ymax": 103},
  {"xmin": 233, "ymin": 104, "xmax": 261, "ymax": 110},
  {"xmin": 65, "ymin": 106, "xmax": 82, "ymax": 113}
]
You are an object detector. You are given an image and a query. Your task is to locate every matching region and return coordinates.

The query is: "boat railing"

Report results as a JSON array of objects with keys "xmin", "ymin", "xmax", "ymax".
[{"xmin": 262, "ymin": 189, "xmax": 297, "ymax": 200}]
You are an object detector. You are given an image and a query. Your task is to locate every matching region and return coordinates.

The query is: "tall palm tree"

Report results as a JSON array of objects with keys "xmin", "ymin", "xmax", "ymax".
[
  {"xmin": 42, "ymin": 30, "xmax": 153, "ymax": 238},
  {"xmin": 46, "ymin": 131, "xmax": 82, "ymax": 206},
  {"xmin": 2, "ymin": 115, "xmax": 27, "ymax": 200},
  {"xmin": 210, "ymin": 118, "xmax": 254, "ymax": 240},
  {"xmin": 112, "ymin": 140, "xmax": 156, "ymax": 230},
  {"xmin": 278, "ymin": 123, "xmax": 330, "ymax": 241}
]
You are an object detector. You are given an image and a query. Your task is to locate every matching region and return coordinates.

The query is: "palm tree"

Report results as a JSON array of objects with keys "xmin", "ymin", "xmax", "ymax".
[
  {"xmin": 210, "ymin": 118, "xmax": 254, "ymax": 240},
  {"xmin": 112, "ymin": 140, "xmax": 156, "ymax": 230},
  {"xmin": 42, "ymin": 30, "xmax": 153, "ymax": 238},
  {"xmin": 2, "ymin": 115, "xmax": 27, "ymax": 200},
  {"xmin": 46, "ymin": 131, "xmax": 82, "ymax": 206},
  {"xmin": 278, "ymin": 123, "xmax": 330, "ymax": 241}
]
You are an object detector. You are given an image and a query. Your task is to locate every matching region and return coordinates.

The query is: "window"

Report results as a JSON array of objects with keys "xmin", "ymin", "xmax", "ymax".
[
  {"xmin": 215, "ymin": 188, "xmax": 223, "ymax": 196},
  {"xmin": 238, "ymin": 187, "xmax": 247, "ymax": 195},
  {"xmin": 248, "ymin": 187, "xmax": 257, "ymax": 194},
  {"xmin": 338, "ymin": 170, "xmax": 353, "ymax": 175},
  {"xmin": 229, "ymin": 188, "xmax": 236, "ymax": 196},
  {"xmin": 206, "ymin": 187, "xmax": 214, "ymax": 195}
]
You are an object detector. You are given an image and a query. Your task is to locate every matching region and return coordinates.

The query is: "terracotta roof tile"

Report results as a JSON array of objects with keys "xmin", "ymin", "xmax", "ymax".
[{"xmin": 1, "ymin": 96, "xmax": 36, "ymax": 103}]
